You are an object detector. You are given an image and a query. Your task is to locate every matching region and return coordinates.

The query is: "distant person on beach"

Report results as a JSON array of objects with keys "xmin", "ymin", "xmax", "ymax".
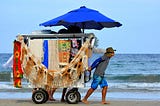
[{"xmin": 82, "ymin": 47, "xmax": 116, "ymax": 104}]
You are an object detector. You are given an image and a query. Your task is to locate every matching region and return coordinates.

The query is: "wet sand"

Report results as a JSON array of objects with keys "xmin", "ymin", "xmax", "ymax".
[{"xmin": 0, "ymin": 99, "xmax": 160, "ymax": 106}]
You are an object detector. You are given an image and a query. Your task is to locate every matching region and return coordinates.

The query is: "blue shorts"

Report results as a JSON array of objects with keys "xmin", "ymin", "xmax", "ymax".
[{"xmin": 91, "ymin": 74, "xmax": 108, "ymax": 90}]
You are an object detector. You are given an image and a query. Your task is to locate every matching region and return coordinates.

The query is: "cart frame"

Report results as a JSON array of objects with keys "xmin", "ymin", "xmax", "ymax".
[{"xmin": 13, "ymin": 33, "xmax": 95, "ymax": 104}]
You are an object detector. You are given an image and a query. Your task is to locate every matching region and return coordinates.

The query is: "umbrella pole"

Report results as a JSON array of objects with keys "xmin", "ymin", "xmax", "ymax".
[{"xmin": 82, "ymin": 22, "xmax": 85, "ymax": 33}]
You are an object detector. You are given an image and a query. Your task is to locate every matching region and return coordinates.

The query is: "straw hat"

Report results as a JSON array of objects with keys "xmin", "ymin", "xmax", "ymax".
[
  {"xmin": 105, "ymin": 47, "xmax": 116, "ymax": 57},
  {"xmin": 106, "ymin": 47, "xmax": 116, "ymax": 53}
]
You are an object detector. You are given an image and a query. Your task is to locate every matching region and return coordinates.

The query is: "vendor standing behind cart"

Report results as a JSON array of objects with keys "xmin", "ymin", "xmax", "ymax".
[{"xmin": 82, "ymin": 47, "xmax": 116, "ymax": 104}]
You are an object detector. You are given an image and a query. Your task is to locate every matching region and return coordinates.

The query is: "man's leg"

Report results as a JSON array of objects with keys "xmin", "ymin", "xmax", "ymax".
[
  {"xmin": 49, "ymin": 88, "xmax": 56, "ymax": 101},
  {"xmin": 82, "ymin": 88, "xmax": 95, "ymax": 104},
  {"xmin": 61, "ymin": 88, "xmax": 67, "ymax": 102},
  {"xmin": 82, "ymin": 75, "xmax": 99, "ymax": 104},
  {"xmin": 101, "ymin": 86, "xmax": 110, "ymax": 104}
]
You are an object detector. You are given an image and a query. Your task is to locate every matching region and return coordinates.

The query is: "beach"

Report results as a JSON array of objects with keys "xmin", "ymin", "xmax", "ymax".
[
  {"xmin": 1, "ymin": 53, "xmax": 160, "ymax": 105},
  {"xmin": 0, "ymin": 99, "xmax": 160, "ymax": 106},
  {"xmin": 0, "ymin": 90, "xmax": 160, "ymax": 106}
]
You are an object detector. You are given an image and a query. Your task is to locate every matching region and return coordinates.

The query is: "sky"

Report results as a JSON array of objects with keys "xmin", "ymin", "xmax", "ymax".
[{"xmin": 0, "ymin": 0, "xmax": 160, "ymax": 54}]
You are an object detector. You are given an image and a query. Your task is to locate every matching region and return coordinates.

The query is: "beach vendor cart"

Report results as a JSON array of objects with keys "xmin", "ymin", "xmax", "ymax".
[
  {"xmin": 13, "ymin": 32, "xmax": 95, "ymax": 104},
  {"xmin": 12, "ymin": 6, "xmax": 121, "ymax": 104}
]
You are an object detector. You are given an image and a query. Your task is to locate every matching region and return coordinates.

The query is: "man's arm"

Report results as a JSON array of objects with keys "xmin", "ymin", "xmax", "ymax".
[{"xmin": 88, "ymin": 57, "xmax": 102, "ymax": 71}]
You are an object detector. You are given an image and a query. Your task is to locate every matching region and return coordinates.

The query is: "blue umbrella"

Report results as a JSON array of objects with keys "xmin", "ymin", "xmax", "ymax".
[{"xmin": 40, "ymin": 6, "xmax": 122, "ymax": 30}]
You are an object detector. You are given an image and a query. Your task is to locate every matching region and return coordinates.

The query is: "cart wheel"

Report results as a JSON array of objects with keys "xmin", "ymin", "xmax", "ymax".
[
  {"xmin": 39, "ymin": 88, "xmax": 49, "ymax": 103},
  {"xmin": 77, "ymin": 91, "xmax": 81, "ymax": 102},
  {"xmin": 32, "ymin": 90, "xmax": 46, "ymax": 104},
  {"xmin": 66, "ymin": 90, "xmax": 79, "ymax": 104},
  {"xmin": 70, "ymin": 88, "xmax": 81, "ymax": 102}
]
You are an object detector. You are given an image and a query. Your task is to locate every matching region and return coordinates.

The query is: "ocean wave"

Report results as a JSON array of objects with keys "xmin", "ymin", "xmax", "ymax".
[
  {"xmin": 0, "ymin": 81, "xmax": 32, "ymax": 91},
  {"xmin": 106, "ymin": 74, "xmax": 160, "ymax": 83},
  {"xmin": 1, "ymin": 81, "xmax": 160, "ymax": 92},
  {"xmin": 0, "ymin": 72, "xmax": 11, "ymax": 81},
  {"xmin": 109, "ymin": 82, "xmax": 160, "ymax": 91},
  {"xmin": 1, "ymin": 71, "xmax": 160, "ymax": 83}
]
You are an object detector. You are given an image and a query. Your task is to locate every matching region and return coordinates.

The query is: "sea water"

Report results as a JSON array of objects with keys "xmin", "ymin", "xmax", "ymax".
[{"xmin": 0, "ymin": 53, "xmax": 160, "ymax": 100}]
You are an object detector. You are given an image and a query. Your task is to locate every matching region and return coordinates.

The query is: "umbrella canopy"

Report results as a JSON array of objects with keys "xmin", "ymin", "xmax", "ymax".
[{"xmin": 40, "ymin": 6, "xmax": 122, "ymax": 30}]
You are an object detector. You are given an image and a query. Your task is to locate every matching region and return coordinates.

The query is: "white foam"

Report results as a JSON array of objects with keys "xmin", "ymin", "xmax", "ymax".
[{"xmin": 109, "ymin": 82, "xmax": 160, "ymax": 91}]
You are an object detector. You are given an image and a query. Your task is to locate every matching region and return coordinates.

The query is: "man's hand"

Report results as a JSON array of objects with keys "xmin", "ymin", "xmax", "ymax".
[{"xmin": 88, "ymin": 67, "xmax": 92, "ymax": 72}]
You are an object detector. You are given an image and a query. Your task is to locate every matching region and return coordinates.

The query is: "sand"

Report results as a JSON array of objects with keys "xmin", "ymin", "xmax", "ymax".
[{"xmin": 0, "ymin": 99, "xmax": 160, "ymax": 106}]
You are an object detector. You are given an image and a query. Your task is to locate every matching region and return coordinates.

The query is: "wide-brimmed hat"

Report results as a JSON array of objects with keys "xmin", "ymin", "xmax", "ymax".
[{"xmin": 106, "ymin": 47, "xmax": 116, "ymax": 53}]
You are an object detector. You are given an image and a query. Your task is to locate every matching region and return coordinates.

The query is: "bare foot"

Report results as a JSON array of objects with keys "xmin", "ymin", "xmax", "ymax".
[
  {"xmin": 49, "ymin": 98, "xmax": 56, "ymax": 101},
  {"xmin": 101, "ymin": 101, "xmax": 110, "ymax": 104},
  {"xmin": 61, "ymin": 99, "xmax": 65, "ymax": 102},
  {"xmin": 81, "ymin": 99, "xmax": 89, "ymax": 104}
]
